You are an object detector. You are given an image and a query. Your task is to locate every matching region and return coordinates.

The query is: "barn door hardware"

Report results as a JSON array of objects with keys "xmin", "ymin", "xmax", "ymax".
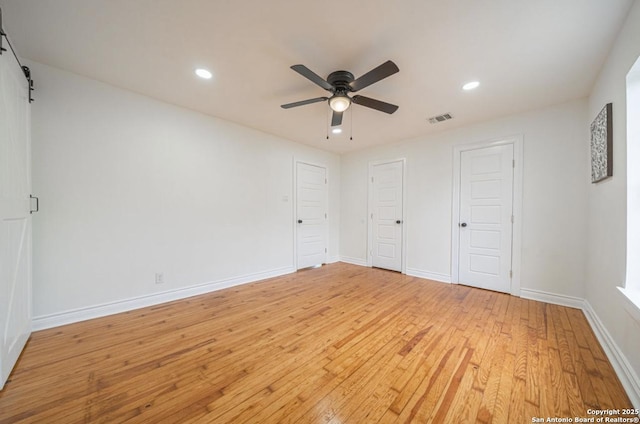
[
  {"xmin": 0, "ymin": 7, "xmax": 35, "ymax": 102},
  {"xmin": 29, "ymin": 195, "xmax": 39, "ymax": 214},
  {"xmin": 22, "ymin": 66, "xmax": 34, "ymax": 103},
  {"xmin": 0, "ymin": 8, "xmax": 5, "ymax": 54}
]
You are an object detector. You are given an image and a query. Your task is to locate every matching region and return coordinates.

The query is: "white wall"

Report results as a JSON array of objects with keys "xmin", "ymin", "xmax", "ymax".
[
  {"xmin": 28, "ymin": 61, "xmax": 340, "ymax": 320},
  {"xmin": 586, "ymin": 0, "xmax": 640, "ymax": 397},
  {"xmin": 341, "ymin": 99, "xmax": 589, "ymax": 298}
]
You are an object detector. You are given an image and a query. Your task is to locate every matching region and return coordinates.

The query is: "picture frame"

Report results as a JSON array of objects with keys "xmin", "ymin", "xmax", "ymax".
[{"xmin": 590, "ymin": 103, "xmax": 613, "ymax": 183}]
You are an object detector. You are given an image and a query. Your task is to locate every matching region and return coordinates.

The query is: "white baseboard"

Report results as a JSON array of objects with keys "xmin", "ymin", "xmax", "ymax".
[
  {"xmin": 32, "ymin": 266, "xmax": 296, "ymax": 331},
  {"xmin": 339, "ymin": 256, "xmax": 368, "ymax": 267},
  {"xmin": 405, "ymin": 268, "xmax": 451, "ymax": 284},
  {"xmin": 520, "ymin": 288, "xmax": 640, "ymax": 407},
  {"xmin": 327, "ymin": 255, "xmax": 340, "ymax": 264},
  {"xmin": 582, "ymin": 300, "xmax": 640, "ymax": 408},
  {"xmin": 519, "ymin": 288, "xmax": 585, "ymax": 309}
]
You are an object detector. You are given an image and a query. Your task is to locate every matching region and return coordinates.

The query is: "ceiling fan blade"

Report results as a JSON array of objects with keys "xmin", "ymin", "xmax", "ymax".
[
  {"xmin": 291, "ymin": 65, "xmax": 334, "ymax": 91},
  {"xmin": 331, "ymin": 111, "xmax": 343, "ymax": 127},
  {"xmin": 349, "ymin": 60, "xmax": 399, "ymax": 92},
  {"xmin": 352, "ymin": 95, "xmax": 399, "ymax": 114},
  {"xmin": 281, "ymin": 97, "xmax": 329, "ymax": 109}
]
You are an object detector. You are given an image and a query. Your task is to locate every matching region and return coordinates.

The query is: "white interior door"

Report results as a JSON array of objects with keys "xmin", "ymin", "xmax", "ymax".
[
  {"xmin": 0, "ymin": 49, "xmax": 32, "ymax": 389},
  {"xmin": 296, "ymin": 162, "xmax": 327, "ymax": 269},
  {"xmin": 458, "ymin": 144, "xmax": 513, "ymax": 293},
  {"xmin": 370, "ymin": 160, "xmax": 403, "ymax": 272}
]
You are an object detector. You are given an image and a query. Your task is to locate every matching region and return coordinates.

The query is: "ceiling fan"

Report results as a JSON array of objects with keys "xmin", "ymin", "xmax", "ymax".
[{"xmin": 281, "ymin": 60, "xmax": 399, "ymax": 127}]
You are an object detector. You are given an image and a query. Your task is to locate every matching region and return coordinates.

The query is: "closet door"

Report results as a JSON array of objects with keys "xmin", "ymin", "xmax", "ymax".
[
  {"xmin": 370, "ymin": 160, "xmax": 404, "ymax": 272},
  {"xmin": 296, "ymin": 162, "xmax": 327, "ymax": 269},
  {"xmin": 458, "ymin": 144, "xmax": 514, "ymax": 293}
]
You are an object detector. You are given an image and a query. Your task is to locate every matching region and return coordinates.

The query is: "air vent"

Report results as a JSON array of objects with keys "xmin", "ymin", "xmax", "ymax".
[{"xmin": 427, "ymin": 113, "xmax": 453, "ymax": 124}]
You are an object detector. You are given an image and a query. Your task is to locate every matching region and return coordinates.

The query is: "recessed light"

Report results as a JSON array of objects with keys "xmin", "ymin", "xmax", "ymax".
[
  {"xmin": 332, "ymin": 128, "xmax": 343, "ymax": 134},
  {"xmin": 462, "ymin": 81, "xmax": 480, "ymax": 91},
  {"xmin": 195, "ymin": 68, "xmax": 212, "ymax": 79}
]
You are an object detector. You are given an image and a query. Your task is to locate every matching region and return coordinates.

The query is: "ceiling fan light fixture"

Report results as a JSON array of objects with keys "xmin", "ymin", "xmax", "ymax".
[
  {"xmin": 329, "ymin": 95, "xmax": 351, "ymax": 112},
  {"xmin": 332, "ymin": 128, "xmax": 343, "ymax": 134}
]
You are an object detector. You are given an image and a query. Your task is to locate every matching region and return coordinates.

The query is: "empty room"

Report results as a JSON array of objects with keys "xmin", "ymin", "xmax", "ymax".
[{"xmin": 1, "ymin": 0, "xmax": 639, "ymax": 422}]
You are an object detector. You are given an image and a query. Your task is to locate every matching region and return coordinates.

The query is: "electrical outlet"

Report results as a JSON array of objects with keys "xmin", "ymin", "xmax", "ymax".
[{"xmin": 155, "ymin": 273, "xmax": 164, "ymax": 284}]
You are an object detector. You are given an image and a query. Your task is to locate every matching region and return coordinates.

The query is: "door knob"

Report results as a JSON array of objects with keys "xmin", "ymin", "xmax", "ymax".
[
  {"xmin": 297, "ymin": 219, "xmax": 303, "ymax": 223},
  {"xmin": 396, "ymin": 220, "xmax": 402, "ymax": 224},
  {"xmin": 460, "ymin": 222, "xmax": 467, "ymax": 227}
]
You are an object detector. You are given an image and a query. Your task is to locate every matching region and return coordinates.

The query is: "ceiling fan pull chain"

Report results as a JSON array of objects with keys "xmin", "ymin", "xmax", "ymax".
[
  {"xmin": 350, "ymin": 107, "xmax": 353, "ymax": 141},
  {"xmin": 326, "ymin": 107, "xmax": 330, "ymax": 140}
]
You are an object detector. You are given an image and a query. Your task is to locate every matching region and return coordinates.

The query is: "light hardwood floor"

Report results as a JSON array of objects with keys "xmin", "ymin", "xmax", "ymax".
[{"xmin": 0, "ymin": 263, "xmax": 633, "ymax": 423}]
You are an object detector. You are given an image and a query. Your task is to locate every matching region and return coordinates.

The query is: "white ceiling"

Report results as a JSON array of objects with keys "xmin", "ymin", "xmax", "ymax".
[{"xmin": 0, "ymin": 0, "xmax": 633, "ymax": 153}]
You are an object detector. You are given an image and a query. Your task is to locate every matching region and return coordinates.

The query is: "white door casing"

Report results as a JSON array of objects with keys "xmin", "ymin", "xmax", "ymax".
[
  {"xmin": 369, "ymin": 160, "xmax": 404, "ymax": 272},
  {"xmin": 452, "ymin": 137, "xmax": 523, "ymax": 295},
  {"xmin": 295, "ymin": 162, "xmax": 327, "ymax": 269},
  {"xmin": 0, "ymin": 49, "xmax": 32, "ymax": 389}
]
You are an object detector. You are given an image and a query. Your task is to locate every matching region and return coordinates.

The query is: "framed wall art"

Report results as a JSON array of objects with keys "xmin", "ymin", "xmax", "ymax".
[{"xmin": 590, "ymin": 103, "xmax": 613, "ymax": 183}]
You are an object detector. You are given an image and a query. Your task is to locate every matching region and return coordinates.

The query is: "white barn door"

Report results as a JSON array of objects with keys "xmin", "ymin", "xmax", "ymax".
[
  {"xmin": 0, "ymin": 46, "xmax": 32, "ymax": 389},
  {"xmin": 296, "ymin": 162, "xmax": 327, "ymax": 269}
]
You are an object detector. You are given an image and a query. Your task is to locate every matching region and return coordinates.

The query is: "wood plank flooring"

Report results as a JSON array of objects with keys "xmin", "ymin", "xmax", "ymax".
[{"xmin": 0, "ymin": 263, "xmax": 633, "ymax": 423}]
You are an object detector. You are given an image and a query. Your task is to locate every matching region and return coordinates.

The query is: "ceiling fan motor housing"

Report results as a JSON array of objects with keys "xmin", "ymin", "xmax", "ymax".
[{"xmin": 327, "ymin": 70, "xmax": 355, "ymax": 93}]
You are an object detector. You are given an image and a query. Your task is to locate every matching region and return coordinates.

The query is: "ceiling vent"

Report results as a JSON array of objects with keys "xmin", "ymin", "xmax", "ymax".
[{"xmin": 427, "ymin": 113, "xmax": 453, "ymax": 124}]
